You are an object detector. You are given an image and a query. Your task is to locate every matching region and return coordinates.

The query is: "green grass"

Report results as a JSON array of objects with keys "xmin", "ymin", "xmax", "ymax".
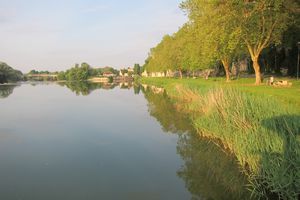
[
  {"xmin": 141, "ymin": 77, "xmax": 300, "ymax": 199},
  {"xmin": 141, "ymin": 77, "xmax": 300, "ymax": 109}
]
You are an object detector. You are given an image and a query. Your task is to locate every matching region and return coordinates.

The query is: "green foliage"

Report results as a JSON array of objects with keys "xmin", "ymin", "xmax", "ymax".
[
  {"xmin": 88, "ymin": 67, "xmax": 117, "ymax": 77},
  {"xmin": 99, "ymin": 66, "xmax": 118, "ymax": 75},
  {"xmin": 144, "ymin": 24, "xmax": 212, "ymax": 74},
  {"xmin": 190, "ymin": 88, "xmax": 299, "ymax": 199},
  {"xmin": 133, "ymin": 64, "xmax": 141, "ymax": 75},
  {"xmin": 28, "ymin": 70, "xmax": 38, "ymax": 74},
  {"xmin": 145, "ymin": 0, "xmax": 299, "ymax": 82},
  {"xmin": 63, "ymin": 63, "xmax": 91, "ymax": 81},
  {"xmin": 56, "ymin": 63, "xmax": 118, "ymax": 81},
  {"xmin": 57, "ymin": 81, "xmax": 105, "ymax": 96},
  {"xmin": 121, "ymin": 69, "xmax": 128, "ymax": 74},
  {"xmin": 57, "ymin": 71, "xmax": 66, "ymax": 80},
  {"xmin": 28, "ymin": 70, "xmax": 50, "ymax": 75},
  {"xmin": 182, "ymin": 0, "xmax": 242, "ymax": 59},
  {"xmin": 0, "ymin": 62, "xmax": 23, "ymax": 83},
  {"xmin": 236, "ymin": 0, "xmax": 296, "ymax": 47},
  {"xmin": 133, "ymin": 84, "xmax": 141, "ymax": 95},
  {"xmin": 108, "ymin": 76, "xmax": 113, "ymax": 83},
  {"xmin": 0, "ymin": 85, "xmax": 18, "ymax": 98}
]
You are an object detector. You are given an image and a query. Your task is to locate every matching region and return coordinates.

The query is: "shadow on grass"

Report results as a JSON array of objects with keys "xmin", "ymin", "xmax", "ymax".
[{"xmin": 258, "ymin": 115, "xmax": 300, "ymax": 199}]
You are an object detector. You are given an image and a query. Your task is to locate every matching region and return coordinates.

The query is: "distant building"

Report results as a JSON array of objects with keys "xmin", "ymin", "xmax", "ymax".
[
  {"xmin": 103, "ymin": 71, "xmax": 115, "ymax": 77},
  {"xmin": 119, "ymin": 70, "xmax": 127, "ymax": 77},
  {"xmin": 127, "ymin": 67, "xmax": 134, "ymax": 73},
  {"xmin": 119, "ymin": 67, "xmax": 133, "ymax": 77},
  {"xmin": 142, "ymin": 70, "xmax": 149, "ymax": 77},
  {"xmin": 149, "ymin": 72, "xmax": 165, "ymax": 77}
]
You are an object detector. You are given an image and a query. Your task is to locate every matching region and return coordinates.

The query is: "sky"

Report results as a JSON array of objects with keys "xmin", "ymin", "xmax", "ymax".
[{"xmin": 0, "ymin": 0, "xmax": 187, "ymax": 72}]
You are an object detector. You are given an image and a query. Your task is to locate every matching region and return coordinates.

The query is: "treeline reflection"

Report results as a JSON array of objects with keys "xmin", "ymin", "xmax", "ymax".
[
  {"xmin": 0, "ymin": 82, "xmax": 140, "ymax": 98},
  {"xmin": 0, "ymin": 85, "xmax": 18, "ymax": 99},
  {"xmin": 0, "ymin": 82, "xmax": 251, "ymax": 199},
  {"xmin": 57, "ymin": 81, "xmax": 139, "ymax": 96},
  {"xmin": 141, "ymin": 85, "xmax": 251, "ymax": 200}
]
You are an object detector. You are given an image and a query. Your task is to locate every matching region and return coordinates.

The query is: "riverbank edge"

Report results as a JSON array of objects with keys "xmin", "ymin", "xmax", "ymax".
[{"xmin": 140, "ymin": 77, "xmax": 300, "ymax": 199}]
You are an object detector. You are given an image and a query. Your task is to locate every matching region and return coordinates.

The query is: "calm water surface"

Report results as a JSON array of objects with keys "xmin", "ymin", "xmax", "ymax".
[{"xmin": 0, "ymin": 83, "xmax": 250, "ymax": 200}]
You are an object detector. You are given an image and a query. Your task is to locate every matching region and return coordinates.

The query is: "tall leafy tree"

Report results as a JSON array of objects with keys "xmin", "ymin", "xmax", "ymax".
[
  {"xmin": 145, "ymin": 35, "xmax": 176, "ymax": 74},
  {"xmin": 181, "ymin": 1, "xmax": 243, "ymax": 82},
  {"xmin": 133, "ymin": 64, "xmax": 141, "ymax": 75},
  {"xmin": 237, "ymin": 0, "xmax": 298, "ymax": 84},
  {"xmin": 144, "ymin": 24, "xmax": 211, "ymax": 78},
  {"xmin": 0, "ymin": 62, "xmax": 23, "ymax": 83},
  {"xmin": 181, "ymin": 0, "xmax": 298, "ymax": 84},
  {"xmin": 174, "ymin": 24, "xmax": 211, "ymax": 78}
]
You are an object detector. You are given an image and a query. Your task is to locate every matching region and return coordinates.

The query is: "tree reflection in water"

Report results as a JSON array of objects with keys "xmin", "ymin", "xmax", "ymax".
[
  {"xmin": 57, "ymin": 82, "xmax": 137, "ymax": 96},
  {"xmin": 142, "ymin": 86, "xmax": 251, "ymax": 200},
  {"xmin": 0, "ymin": 85, "xmax": 18, "ymax": 99},
  {"xmin": 0, "ymin": 82, "xmax": 252, "ymax": 199},
  {"xmin": 57, "ymin": 82, "xmax": 117, "ymax": 96}
]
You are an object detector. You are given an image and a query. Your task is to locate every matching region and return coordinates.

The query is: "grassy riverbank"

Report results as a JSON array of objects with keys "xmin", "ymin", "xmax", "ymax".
[{"xmin": 141, "ymin": 77, "xmax": 300, "ymax": 199}]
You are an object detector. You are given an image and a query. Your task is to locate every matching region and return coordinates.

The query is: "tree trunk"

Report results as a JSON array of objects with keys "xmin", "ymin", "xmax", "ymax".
[
  {"xmin": 246, "ymin": 43, "xmax": 263, "ymax": 85},
  {"xmin": 221, "ymin": 59, "xmax": 230, "ymax": 82},
  {"xmin": 179, "ymin": 69, "xmax": 183, "ymax": 79},
  {"xmin": 252, "ymin": 56, "xmax": 262, "ymax": 85}
]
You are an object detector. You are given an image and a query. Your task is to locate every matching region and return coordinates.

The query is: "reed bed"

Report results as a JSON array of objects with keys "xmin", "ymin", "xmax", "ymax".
[{"xmin": 169, "ymin": 85, "xmax": 300, "ymax": 199}]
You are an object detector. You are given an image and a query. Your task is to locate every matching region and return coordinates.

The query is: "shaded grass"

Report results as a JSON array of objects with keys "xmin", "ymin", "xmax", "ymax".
[{"xmin": 141, "ymin": 77, "xmax": 300, "ymax": 199}]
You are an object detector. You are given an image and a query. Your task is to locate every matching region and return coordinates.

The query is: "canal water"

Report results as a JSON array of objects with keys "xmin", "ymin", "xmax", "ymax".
[{"xmin": 0, "ymin": 83, "xmax": 250, "ymax": 200}]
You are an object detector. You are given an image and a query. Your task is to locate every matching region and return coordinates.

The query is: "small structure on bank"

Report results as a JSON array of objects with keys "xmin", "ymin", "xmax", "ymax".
[
  {"xmin": 103, "ymin": 71, "xmax": 116, "ymax": 77},
  {"xmin": 266, "ymin": 77, "xmax": 293, "ymax": 87}
]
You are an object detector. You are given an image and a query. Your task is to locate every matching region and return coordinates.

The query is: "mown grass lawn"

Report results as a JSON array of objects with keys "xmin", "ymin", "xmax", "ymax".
[{"xmin": 141, "ymin": 77, "xmax": 300, "ymax": 109}]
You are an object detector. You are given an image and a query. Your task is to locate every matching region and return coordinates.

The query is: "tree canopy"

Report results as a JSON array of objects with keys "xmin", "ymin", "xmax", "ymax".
[
  {"xmin": 0, "ymin": 62, "xmax": 23, "ymax": 84},
  {"xmin": 144, "ymin": 0, "xmax": 299, "ymax": 84},
  {"xmin": 56, "ymin": 63, "xmax": 119, "ymax": 81}
]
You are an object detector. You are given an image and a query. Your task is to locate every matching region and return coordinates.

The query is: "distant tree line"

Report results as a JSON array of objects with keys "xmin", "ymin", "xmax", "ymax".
[
  {"xmin": 144, "ymin": 0, "xmax": 300, "ymax": 84},
  {"xmin": 57, "ymin": 81, "xmax": 105, "ymax": 96},
  {"xmin": 28, "ymin": 70, "xmax": 52, "ymax": 75},
  {"xmin": 133, "ymin": 64, "xmax": 142, "ymax": 76},
  {"xmin": 0, "ymin": 62, "xmax": 23, "ymax": 84},
  {"xmin": 57, "ymin": 63, "xmax": 119, "ymax": 81}
]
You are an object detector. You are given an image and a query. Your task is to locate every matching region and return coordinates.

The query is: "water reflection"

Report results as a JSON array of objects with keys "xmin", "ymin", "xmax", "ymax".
[
  {"xmin": 54, "ymin": 82, "xmax": 252, "ymax": 199},
  {"xmin": 0, "ymin": 82, "xmax": 141, "ymax": 98},
  {"xmin": 142, "ymin": 86, "xmax": 191, "ymax": 134},
  {"xmin": 57, "ymin": 81, "xmax": 139, "ymax": 96},
  {"xmin": 0, "ymin": 82, "xmax": 252, "ymax": 199},
  {"xmin": 57, "ymin": 82, "xmax": 109, "ymax": 96},
  {"xmin": 142, "ymin": 86, "xmax": 251, "ymax": 200},
  {"xmin": 0, "ymin": 84, "xmax": 18, "ymax": 99}
]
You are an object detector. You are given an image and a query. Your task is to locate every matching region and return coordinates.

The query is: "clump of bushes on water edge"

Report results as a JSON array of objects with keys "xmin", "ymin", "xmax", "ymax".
[
  {"xmin": 171, "ymin": 86, "xmax": 300, "ymax": 199},
  {"xmin": 0, "ymin": 62, "xmax": 23, "ymax": 83}
]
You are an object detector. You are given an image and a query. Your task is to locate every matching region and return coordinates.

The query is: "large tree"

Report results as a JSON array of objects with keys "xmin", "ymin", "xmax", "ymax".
[
  {"xmin": 174, "ymin": 24, "xmax": 210, "ymax": 78},
  {"xmin": 0, "ymin": 62, "xmax": 23, "ymax": 83},
  {"xmin": 145, "ymin": 35, "xmax": 176, "ymax": 74},
  {"xmin": 145, "ymin": 24, "xmax": 210, "ymax": 78},
  {"xmin": 238, "ymin": 0, "xmax": 297, "ymax": 84},
  {"xmin": 181, "ymin": 1, "xmax": 243, "ymax": 82},
  {"xmin": 181, "ymin": 0, "xmax": 298, "ymax": 84},
  {"xmin": 133, "ymin": 64, "xmax": 141, "ymax": 75}
]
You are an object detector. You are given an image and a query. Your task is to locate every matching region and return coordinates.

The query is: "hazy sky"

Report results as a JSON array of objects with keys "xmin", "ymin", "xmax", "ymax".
[{"xmin": 0, "ymin": 0, "xmax": 187, "ymax": 72}]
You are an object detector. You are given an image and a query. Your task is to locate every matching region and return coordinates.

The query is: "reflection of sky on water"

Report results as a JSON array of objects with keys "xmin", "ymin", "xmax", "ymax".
[
  {"xmin": 0, "ymin": 83, "xmax": 251, "ymax": 200},
  {"xmin": 0, "ymin": 83, "xmax": 190, "ymax": 200}
]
